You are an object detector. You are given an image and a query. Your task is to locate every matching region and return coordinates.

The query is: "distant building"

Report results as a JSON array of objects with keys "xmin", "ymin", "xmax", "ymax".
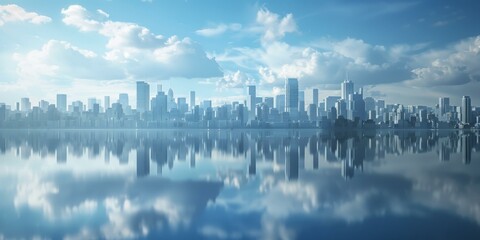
[
  {"xmin": 136, "ymin": 81, "xmax": 150, "ymax": 114},
  {"xmin": 461, "ymin": 96, "xmax": 472, "ymax": 125},
  {"xmin": 190, "ymin": 91, "xmax": 195, "ymax": 111},
  {"xmin": 275, "ymin": 94, "xmax": 285, "ymax": 113},
  {"xmin": 56, "ymin": 94, "xmax": 67, "ymax": 112},
  {"xmin": 286, "ymin": 78, "xmax": 299, "ymax": 119}
]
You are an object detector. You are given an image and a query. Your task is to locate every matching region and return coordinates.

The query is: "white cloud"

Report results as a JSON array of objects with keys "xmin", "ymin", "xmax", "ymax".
[
  {"xmin": 196, "ymin": 23, "xmax": 242, "ymax": 37},
  {"xmin": 60, "ymin": 4, "xmax": 222, "ymax": 80},
  {"xmin": 0, "ymin": 4, "xmax": 51, "ymax": 26},
  {"xmin": 217, "ymin": 70, "xmax": 256, "ymax": 90},
  {"xmin": 255, "ymin": 8, "xmax": 297, "ymax": 44},
  {"xmin": 407, "ymin": 35, "xmax": 480, "ymax": 87}
]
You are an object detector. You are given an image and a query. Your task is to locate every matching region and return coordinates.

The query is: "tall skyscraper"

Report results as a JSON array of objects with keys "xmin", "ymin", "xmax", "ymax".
[
  {"xmin": 190, "ymin": 91, "xmax": 195, "ymax": 110},
  {"xmin": 104, "ymin": 96, "xmax": 110, "ymax": 110},
  {"xmin": 341, "ymin": 79, "xmax": 354, "ymax": 101},
  {"xmin": 439, "ymin": 97, "xmax": 450, "ymax": 116},
  {"xmin": 56, "ymin": 94, "xmax": 67, "ymax": 112},
  {"xmin": 248, "ymin": 85, "xmax": 256, "ymax": 120},
  {"xmin": 461, "ymin": 96, "xmax": 472, "ymax": 125},
  {"xmin": 312, "ymin": 88, "xmax": 319, "ymax": 106},
  {"xmin": 275, "ymin": 94, "xmax": 285, "ymax": 113},
  {"xmin": 136, "ymin": 81, "xmax": 150, "ymax": 113},
  {"xmin": 285, "ymin": 78, "xmax": 299, "ymax": 117}
]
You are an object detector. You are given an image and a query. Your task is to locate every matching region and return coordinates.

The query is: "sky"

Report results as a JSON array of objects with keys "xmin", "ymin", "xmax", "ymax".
[{"xmin": 0, "ymin": 0, "xmax": 479, "ymax": 108}]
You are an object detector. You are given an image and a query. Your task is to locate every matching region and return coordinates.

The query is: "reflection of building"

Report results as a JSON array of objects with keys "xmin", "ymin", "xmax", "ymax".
[
  {"xmin": 342, "ymin": 158, "xmax": 354, "ymax": 179},
  {"xmin": 461, "ymin": 134, "xmax": 472, "ymax": 164},
  {"xmin": 56, "ymin": 144, "xmax": 67, "ymax": 163},
  {"xmin": 285, "ymin": 140, "xmax": 299, "ymax": 181},
  {"xmin": 136, "ymin": 145, "xmax": 150, "ymax": 177}
]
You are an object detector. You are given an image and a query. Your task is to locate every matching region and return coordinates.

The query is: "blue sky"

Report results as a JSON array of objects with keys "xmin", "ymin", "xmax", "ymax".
[{"xmin": 1, "ymin": 0, "xmax": 479, "ymax": 107}]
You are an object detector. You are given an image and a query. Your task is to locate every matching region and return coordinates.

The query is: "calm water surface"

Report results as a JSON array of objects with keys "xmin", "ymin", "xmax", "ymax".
[{"xmin": 0, "ymin": 129, "xmax": 479, "ymax": 240}]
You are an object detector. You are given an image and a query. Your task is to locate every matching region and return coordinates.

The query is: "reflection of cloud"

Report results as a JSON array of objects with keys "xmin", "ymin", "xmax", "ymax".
[{"xmin": 13, "ymin": 171, "xmax": 223, "ymax": 239}]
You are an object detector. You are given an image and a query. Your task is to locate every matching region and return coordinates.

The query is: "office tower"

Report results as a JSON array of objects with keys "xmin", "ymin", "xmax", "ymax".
[
  {"xmin": 152, "ymin": 91, "xmax": 167, "ymax": 121},
  {"xmin": 39, "ymin": 100, "xmax": 49, "ymax": 112},
  {"xmin": 336, "ymin": 99, "xmax": 347, "ymax": 118},
  {"xmin": 0, "ymin": 104, "xmax": 6, "ymax": 122},
  {"xmin": 286, "ymin": 78, "xmax": 299, "ymax": 118},
  {"xmin": 247, "ymin": 85, "xmax": 256, "ymax": 120},
  {"xmin": 157, "ymin": 84, "xmax": 162, "ymax": 93},
  {"xmin": 20, "ymin": 98, "xmax": 31, "ymax": 112},
  {"xmin": 177, "ymin": 97, "xmax": 188, "ymax": 113},
  {"xmin": 364, "ymin": 97, "xmax": 375, "ymax": 112},
  {"xmin": 190, "ymin": 91, "xmax": 195, "ymax": 110},
  {"xmin": 341, "ymin": 79, "xmax": 354, "ymax": 101},
  {"xmin": 104, "ymin": 96, "xmax": 110, "ymax": 110},
  {"xmin": 439, "ymin": 97, "xmax": 450, "ymax": 116},
  {"xmin": 348, "ymin": 89, "xmax": 366, "ymax": 121},
  {"xmin": 299, "ymin": 91, "xmax": 305, "ymax": 112},
  {"xmin": 118, "ymin": 93, "xmax": 129, "ymax": 109},
  {"xmin": 461, "ymin": 96, "xmax": 472, "ymax": 125},
  {"xmin": 56, "ymin": 94, "xmax": 67, "ymax": 112},
  {"xmin": 308, "ymin": 104, "xmax": 317, "ymax": 121},
  {"xmin": 275, "ymin": 94, "xmax": 285, "ymax": 113},
  {"xmin": 312, "ymin": 88, "xmax": 319, "ymax": 106},
  {"xmin": 167, "ymin": 88, "xmax": 176, "ymax": 111},
  {"xmin": 88, "ymin": 98, "xmax": 97, "ymax": 111},
  {"xmin": 136, "ymin": 81, "xmax": 150, "ymax": 113},
  {"xmin": 324, "ymin": 96, "xmax": 340, "ymax": 112},
  {"xmin": 264, "ymin": 97, "xmax": 274, "ymax": 109}
]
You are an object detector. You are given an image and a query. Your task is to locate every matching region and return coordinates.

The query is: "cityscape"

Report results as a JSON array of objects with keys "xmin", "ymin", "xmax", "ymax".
[
  {"xmin": 1, "ymin": 78, "xmax": 479, "ymax": 129},
  {"xmin": 2, "ymin": 1, "xmax": 480, "ymax": 239}
]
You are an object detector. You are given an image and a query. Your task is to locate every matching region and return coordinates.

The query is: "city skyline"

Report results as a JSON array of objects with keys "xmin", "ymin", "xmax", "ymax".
[{"xmin": 1, "ymin": 1, "xmax": 480, "ymax": 107}]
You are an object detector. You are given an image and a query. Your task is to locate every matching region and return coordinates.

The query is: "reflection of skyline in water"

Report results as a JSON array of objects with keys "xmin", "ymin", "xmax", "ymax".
[
  {"xmin": 1, "ymin": 130, "xmax": 480, "ymax": 240},
  {"xmin": 1, "ymin": 130, "xmax": 479, "ymax": 180}
]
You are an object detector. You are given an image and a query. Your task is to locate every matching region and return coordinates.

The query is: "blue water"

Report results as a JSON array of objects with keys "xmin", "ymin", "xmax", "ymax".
[{"xmin": 0, "ymin": 129, "xmax": 479, "ymax": 240}]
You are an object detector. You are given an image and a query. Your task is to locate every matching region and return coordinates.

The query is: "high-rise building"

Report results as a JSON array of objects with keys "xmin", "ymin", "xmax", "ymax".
[
  {"xmin": 104, "ymin": 96, "xmax": 110, "ymax": 110},
  {"xmin": 341, "ymin": 79, "xmax": 354, "ymax": 101},
  {"xmin": 88, "ymin": 98, "xmax": 98, "ymax": 111},
  {"xmin": 118, "ymin": 93, "xmax": 129, "ymax": 110},
  {"xmin": 286, "ymin": 78, "xmax": 299, "ymax": 117},
  {"xmin": 299, "ymin": 90, "xmax": 305, "ymax": 112},
  {"xmin": 275, "ymin": 94, "xmax": 285, "ymax": 113},
  {"xmin": 190, "ymin": 91, "xmax": 195, "ymax": 110},
  {"xmin": 439, "ymin": 97, "xmax": 450, "ymax": 116},
  {"xmin": 136, "ymin": 81, "xmax": 150, "ymax": 114},
  {"xmin": 264, "ymin": 97, "xmax": 274, "ymax": 109},
  {"xmin": 56, "ymin": 94, "xmax": 67, "ymax": 112},
  {"xmin": 247, "ymin": 85, "xmax": 256, "ymax": 120},
  {"xmin": 20, "ymin": 98, "xmax": 31, "ymax": 112},
  {"xmin": 312, "ymin": 88, "xmax": 319, "ymax": 106},
  {"xmin": 461, "ymin": 96, "xmax": 472, "ymax": 125}
]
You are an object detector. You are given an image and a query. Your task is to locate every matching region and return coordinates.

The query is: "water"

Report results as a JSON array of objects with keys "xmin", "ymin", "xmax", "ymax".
[{"xmin": 0, "ymin": 129, "xmax": 479, "ymax": 240}]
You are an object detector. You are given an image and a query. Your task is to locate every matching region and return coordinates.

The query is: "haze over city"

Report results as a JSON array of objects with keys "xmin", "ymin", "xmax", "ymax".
[{"xmin": 1, "ymin": 0, "xmax": 480, "ymax": 108}]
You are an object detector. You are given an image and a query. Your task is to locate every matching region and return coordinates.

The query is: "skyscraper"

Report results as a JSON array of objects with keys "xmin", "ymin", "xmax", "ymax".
[
  {"xmin": 190, "ymin": 91, "xmax": 195, "ymax": 111},
  {"xmin": 285, "ymin": 78, "xmax": 299, "ymax": 117},
  {"xmin": 341, "ymin": 79, "xmax": 354, "ymax": 101},
  {"xmin": 118, "ymin": 93, "xmax": 129, "ymax": 110},
  {"xmin": 439, "ymin": 97, "xmax": 450, "ymax": 116},
  {"xmin": 56, "ymin": 94, "xmax": 67, "ymax": 112},
  {"xmin": 136, "ymin": 81, "xmax": 150, "ymax": 113},
  {"xmin": 248, "ymin": 85, "xmax": 256, "ymax": 120},
  {"xmin": 275, "ymin": 94, "xmax": 285, "ymax": 113},
  {"xmin": 461, "ymin": 96, "xmax": 472, "ymax": 125},
  {"xmin": 104, "ymin": 96, "xmax": 110, "ymax": 110},
  {"xmin": 312, "ymin": 88, "xmax": 319, "ymax": 106}
]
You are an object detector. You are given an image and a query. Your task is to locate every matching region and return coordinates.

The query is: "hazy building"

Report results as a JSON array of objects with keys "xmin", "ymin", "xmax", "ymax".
[
  {"xmin": 136, "ymin": 81, "xmax": 150, "ymax": 113},
  {"xmin": 20, "ymin": 98, "xmax": 31, "ymax": 112},
  {"xmin": 56, "ymin": 94, "xmax": 67, "ymax": 112},
  {"xmin": 275, "ymin": 94, "xmax": 285, "ymax": 113},
  {"xmin": 104, "ymin": 96, "xmax": 110, "ymax": 110},
  {"xmin": 286, "ymin": 78, "xmax": 299, "ymax": 118},
  {"xmin": 190, "ymin": 91, "xmax": 195, "ymax": 111},
  {"xmin": 439, "ymin": 97, "xmax": 450, "ymax": 116},
  {"xmin": 248, "ymin": 85, "xmax": 256, "ymax": 121},
  {"xmin": 118, "ymin": 93, "xmax": 129, "ymax": 110},
  {"xmin": 312, "ymin": 88, "xmax": 319, "ymax": 106},
  {"xmin": 264, "ymin": 97, "xmax": 274, "ymax": 109}
]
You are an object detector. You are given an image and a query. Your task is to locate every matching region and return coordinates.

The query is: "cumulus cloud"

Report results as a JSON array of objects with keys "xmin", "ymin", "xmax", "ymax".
[
  {"xmin": 255, "ymin": 8, "xmax": 297, "ymax": 44},
  {"xmin": 13, "ymin": 40, "xmax": 124, "ymax": 83},
  {"xmin": 196, "ymin": 23, "xmax": 242, "ymax": 37},
  {"xmin": 59, "ymin": 4, "xmax": 222, "ymax": 80},
  {"xmin": 407, "ymin": 35, "xmax": 480, "ymax": 87},
  {"xmin": 217, "ymin": 70, "xmax": 256, "ymax": 90},
  {"xmin": 0, "ymin": 4, "xmax": 51, "ymax": 26}
]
